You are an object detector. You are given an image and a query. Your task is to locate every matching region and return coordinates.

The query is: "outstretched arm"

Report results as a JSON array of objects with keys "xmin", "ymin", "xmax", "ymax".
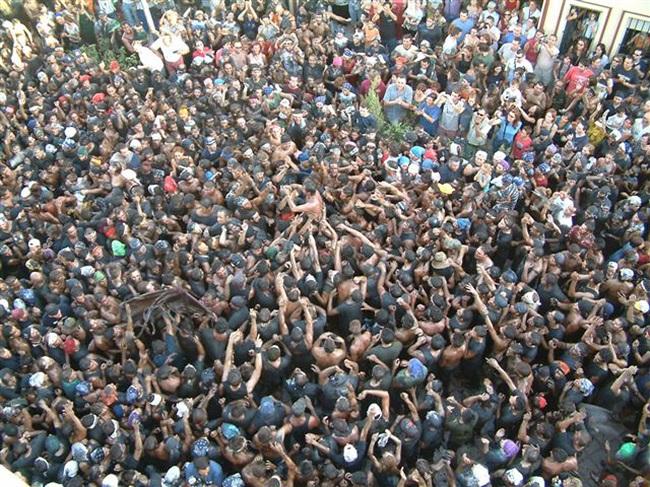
[
  {"xmin": 246, "ymin": 337, "xmax": 264, "ymax": 393},
  {"xmin": 485, "ymin": 357, "xmax": 517, "ymax": 392}
]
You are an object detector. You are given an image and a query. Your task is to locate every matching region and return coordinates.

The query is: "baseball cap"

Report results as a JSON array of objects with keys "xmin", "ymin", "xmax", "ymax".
[
  {"xmin": 102, "ymin": 474, "xmax": 119, "ymax": 487},
  {"xmin": 111, "ymin": 240, "xmax": 127, "ymax": 257}
]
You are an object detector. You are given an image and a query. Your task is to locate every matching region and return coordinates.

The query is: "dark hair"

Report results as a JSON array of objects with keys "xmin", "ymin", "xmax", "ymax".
[{"xmin": 194, "ymin": 456, "xmax": 210, "ymax": 470}]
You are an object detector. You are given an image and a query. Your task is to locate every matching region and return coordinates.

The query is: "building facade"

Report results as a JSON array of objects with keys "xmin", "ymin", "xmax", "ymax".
[{"xmin": 539, "ymin": 0, "xmax": 650, "ymax": 56}]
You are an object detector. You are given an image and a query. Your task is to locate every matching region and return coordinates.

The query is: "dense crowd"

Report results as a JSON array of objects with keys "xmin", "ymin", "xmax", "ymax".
[{"xmin": 0, "ymin": 0, "xmax": 650, "ymax": 486}]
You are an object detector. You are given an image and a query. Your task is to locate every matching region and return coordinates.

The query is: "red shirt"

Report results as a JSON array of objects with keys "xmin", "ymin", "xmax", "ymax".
[
  {"xmin": 359, "ymin": 79, "xmax": 386, "ymax": 99},
  {"xmin": 511, "ymin": 132, "xmax": 533, "ymax": 159},
  {"xmin": 564, "ymin": 66, "xmax": 594, "ymax": 95},
  {"xmin": 533, "ymin": 174, "xmax": 548, "ymax": 187},
  {"xmin": 192, "ymin": 47, "xmax": 214, "ymax": 59},
  {"xmin": 524, "ymin": 39, "xmax": 539, "ymax": 64}
]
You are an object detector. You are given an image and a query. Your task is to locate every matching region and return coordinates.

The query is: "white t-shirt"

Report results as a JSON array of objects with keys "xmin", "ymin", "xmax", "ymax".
[
  {"xmin": 97, "ymin": 0, "xmax": 117, "ymax": 15},
  {"xmin": 151, "ymin": 36, "xmax": 188, "ymax": 63},
  {"xmin": 442, "ymin": 35, "xmax": 458, "ymax": 56},
  {"xmin": 393, "ymin": 44, "xmax": 419, "ymax": 61},
  {"xmin": 135, "ymin": 45, "xmax": 165, "ymax": 72}
]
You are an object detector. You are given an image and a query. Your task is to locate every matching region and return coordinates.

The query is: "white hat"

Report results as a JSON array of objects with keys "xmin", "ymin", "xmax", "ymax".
[
  {"xmin": 634, "ymin": 300, "xmax": 649, "ymax": 314},
  {"xmin": 121, "ymin": 168, "xmax": 138, "ymax": 181},
  {"xmin": 628, "ymin": 195, "xmax": 642, "ymax": 207},
  {"xmin": 63, "ymin": 460, "xmax": 78, "ymax": 478},
  {"xmin": 29, "ymin": 371, "xmax": 46, "ymax": 388},
  {"xmin": 471, "ymin": 464, "xmax": 490, "ymax": 486},
  {"xmin": 102, "ymin": 474, "xmax": 119, "ymax": 487},
  {"xmin": 176, "ymin": 401, "xmax": 189, "ymax": 418},
  {"xmin": 620, "ymin": 268, "xmax": 634, "ymax": 281},
  {"xmin": 504, "ymin": 468, "xmax": 524, "ymax": 486},
  {"xmin": 525, "ymin": 476, "xmax": 545, "ymax": 487},
  {"xmin": 164, "ymin": 466, "xmax": 181, "ymax": 485},
  {"xmin": 46, "ymin": 333, "xmax": 60, "ymax": 347},
  {"xmin": 522, "ymin": 291, "xmax": 540, "ymax": 306},
  {"xmin": 367, "ymin": 403, "xmax": 382, "ymax": 420},
  {"xmin": 343, "ymin": 443, "xmax": 358, "ymax": 463},
  {"xmin": 80, "ymin": 265, "xmax": 95, "ymax": 277},
  {"xmin": 493, "ymin": 151, "xmax": 507, "ymax": 162},
  {"xmin": 64, "ymin": 127, "xmax": 77, "ymax": 138}
]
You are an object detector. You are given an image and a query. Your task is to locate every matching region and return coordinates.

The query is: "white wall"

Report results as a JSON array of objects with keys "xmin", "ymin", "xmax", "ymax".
[{"xmin": 539, "ymin": 0, "xmax": 650, "ymax": 55}]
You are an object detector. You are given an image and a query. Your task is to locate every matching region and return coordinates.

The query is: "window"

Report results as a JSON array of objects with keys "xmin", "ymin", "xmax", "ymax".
[{"xmin": 619, "ymin": 17, "xmax": 650, "ymax": 56}]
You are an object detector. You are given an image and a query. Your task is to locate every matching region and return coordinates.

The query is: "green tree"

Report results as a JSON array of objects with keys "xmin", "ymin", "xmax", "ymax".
[
  {"xmin": 362, "ymin": 78, "xmax": 413, "ymax": 145},
  {"xmin": 81, "ymin": 38, "xmax": 139, "ymax": 70}
]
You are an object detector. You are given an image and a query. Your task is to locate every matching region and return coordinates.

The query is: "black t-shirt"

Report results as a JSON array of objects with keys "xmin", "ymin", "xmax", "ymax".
[
  {"xmin": 417, "ymin": 23, "xmax": 442, "ymax": 46},
  {"xmin": 377, "ymin": 12, "xmax": 397, "ymax": 41},
  {"xmin": 223, "ymin": 403, "xmax": 256, "ymax": 430},
  {"xmin": 200, "ymin": 329, "xmax": 226, "ymax": 363},
  {"xmin": 613, "ymin": 66, "xmax": 639, "ymax": 97},
  {"xmin": 329, "ymin": 440, "xmax": 368, "ymax": 471},
  {"xmin": 227, "ymin": 307, "xmax": 250, "ymax": 330},
  {"xmin": 420, "ymin": 416, "xmax": 444, "ymax": 450},
  {"xmin": 261, "ymin": 354, "xmax": 291, "ymax": 389},
  {"xmin": 284, "ymin": 378, "xmax": 320, "ymax": 402},
  {"xmin": 336, "ymin": 300, "xmax": 363, "ymax": 335},
  {"xmin": 250, "ymin": 401, "xmax": 286, "ymax": 430},
  {"xmin": 552, "ymin": 430, "xmax": 576, "ymax": 456}
]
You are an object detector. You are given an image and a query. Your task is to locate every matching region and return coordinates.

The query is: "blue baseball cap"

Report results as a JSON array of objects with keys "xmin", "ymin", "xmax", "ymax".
[{"xmin": 410, "ymin": 146, "xmax": 426, "ymax": 159}]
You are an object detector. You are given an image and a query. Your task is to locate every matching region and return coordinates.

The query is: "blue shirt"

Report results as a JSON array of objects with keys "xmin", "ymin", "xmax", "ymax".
[
  {"xmin": 451, "ymin": 18, "xmax": 475, "ymax": 42},
  {"xmin": 184, "ymin": 460, "xmax": 224, "ymax": 486},
  {"xmin": 608, "ymin": 242, "xmax": 633, "ymax": 263},
  {"xmin": 383, "ymin": 83, "xmax": 413, "ymax": 123},
  {"xmin": 500, "ymin": 32, "xmax": 527, "ymax": 47},
  {"xmin": 494, "ymin": 117, "xmax": 522, "ymax": 145},
  {"xmin": 417, "ymin": 101, "xmax": 441, "ymax": 135}
]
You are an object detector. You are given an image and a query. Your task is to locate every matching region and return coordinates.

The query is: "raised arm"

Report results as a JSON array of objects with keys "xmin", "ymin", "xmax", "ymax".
[
  {"xmin": 485, "ymin": 357, "xmax": 517, "ymax": 392},
  {"xmin": 358, "ymin": 389, "xmax": 391, "ymax": 418},
  {"xmin": 221, "ymin": 330, "xmax": 241, "ymax": 383},
  {"xmin": 302, "ymin": 301, "xmax": 315, "ymax": 349},
  {"xmin": 246, "ymin": 337, "xmax": 264, "ymax": 393}
]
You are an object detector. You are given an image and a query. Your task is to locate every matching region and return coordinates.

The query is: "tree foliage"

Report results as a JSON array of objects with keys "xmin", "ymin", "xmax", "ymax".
[
  {"xmin": 362, "ymin": 78, "xmax": 414, "ymax": 145},
  {"xmin": 81, "ymin": 38, "xmax": 139, "ymax": 70}
]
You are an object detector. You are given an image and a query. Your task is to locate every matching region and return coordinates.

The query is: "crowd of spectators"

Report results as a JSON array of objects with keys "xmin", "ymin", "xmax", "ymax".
[{"xmin": 0, "ymin": 0, "xmax": 650, "ymax": 486}]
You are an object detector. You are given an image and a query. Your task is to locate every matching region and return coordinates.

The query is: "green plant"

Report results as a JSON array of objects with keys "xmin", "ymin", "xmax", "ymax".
[
  {"xmin": 362, "ymin": 77, "xmax": 414, "ymax": 145},
  {"xmin": 81, "ymin": 38, "xmax": 140, "ymax": 70},
  {"xmin": 383, "ymin": 121, "xmax": 411, "ymax": 143},
  {"xmin": 363, "ymin": 79, "xmax": 387, "ymax": 133}
]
